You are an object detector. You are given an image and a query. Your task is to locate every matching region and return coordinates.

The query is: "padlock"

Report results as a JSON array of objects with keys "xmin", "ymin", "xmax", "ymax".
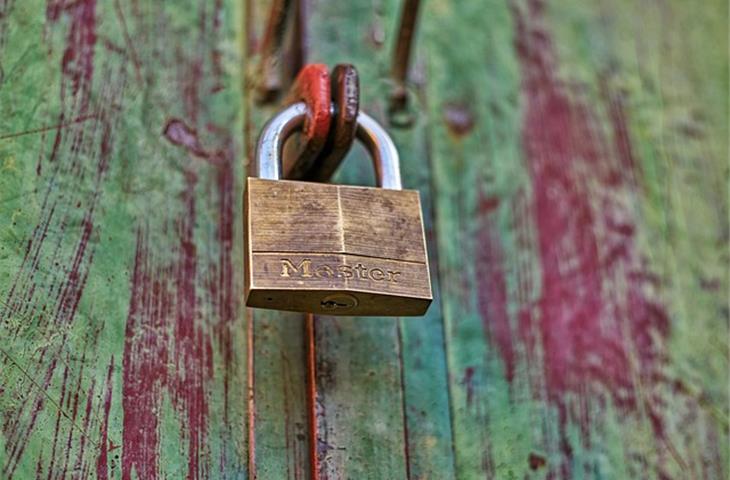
[{"xmin": 245, "ymin": 102, "xmax": 432, "ymax": 316}]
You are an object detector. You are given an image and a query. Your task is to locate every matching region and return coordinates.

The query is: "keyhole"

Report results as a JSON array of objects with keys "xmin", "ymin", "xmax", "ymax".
[
  {"xmin": 321, "ymin": 300, "xmax": 348, "ymax": 309},
  {"xmin": 320, "ymin": 293, "xmax": 358, "ymax": 311}
]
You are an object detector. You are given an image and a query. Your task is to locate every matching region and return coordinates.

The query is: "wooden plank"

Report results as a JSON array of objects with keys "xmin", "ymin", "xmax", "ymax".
[
  {"xmin": 1, "ymin": 0, "xmax": 726, "ymax": 478},
  {"xmin": 244, "ymin": 2, "xmax": 310, "ymax": 479},
  {"xmin": 303, "ymin": 1, "xmax": 457, "ymax": 478},
  {"xmin": 0, "ymin": 0, "xmax": 248, "ymax": 477},
  {"xmin": 424, "ymin": 0, "xmax": 728, "ymax": 478},
  {"xmin": 394, "ymin": 120, "xmax": 457, "ymax": 480},
  {"xmin": 422, "ymin": 2, "xmax": 528, "ymax": 476},
  {"xmin": 304, "ymin": 1, "xmax": 409, "ymax": 477},
  {"xmin": 249, "ymin": 309, "xmax": 310, "ymax": 479},
  {"xmin": 244, "ymin": 1, "xmax": 456, "ymax": 477}
]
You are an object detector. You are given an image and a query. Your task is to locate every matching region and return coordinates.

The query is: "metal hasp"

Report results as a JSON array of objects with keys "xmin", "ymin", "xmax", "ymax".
[{"xmin": 245, "ymin": 103, "xmax": 431, "ymax": 316}]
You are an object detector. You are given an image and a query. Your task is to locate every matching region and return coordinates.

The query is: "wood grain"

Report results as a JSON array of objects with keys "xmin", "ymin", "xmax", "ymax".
[
  {"xmin": 424, "ymin": 0, "xmax": 728, "ymax": 477},
  {"xmin": 303, "ymin": 1, "xmax": 423, "ymax": 477},
  {"xmin": 0, "ymin": 0, "xmax": 726, "ymax": 478},
  {"xmin": 0, "ymin": 0, "xmax": 247, "ymax": 478}
]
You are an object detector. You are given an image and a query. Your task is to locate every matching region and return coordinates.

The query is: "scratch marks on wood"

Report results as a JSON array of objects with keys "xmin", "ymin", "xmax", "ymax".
[
  {"xmin": 0, "ymin": 115, "xmax": 97, "ymax": 141},
  {"xmin": 1, "ymin": 0, "xmax": 244, "ymax": 477},
  {"xmin": 0, "ymin": 0, "xmax": 125, "ymax": 476},
  {"xmin": 112, "ymin": 0, "xmax": 143, "ymax": 86},
  {"xmin": 96, "ymin": 358, "xmax": 115, "ymax": 480},
  {"xmin": 119, "ymin": 1, "xmax": 241, "ymax": 478},
  {"xmin": 122, "ymin": 230, "xmax": 170, "ymax": 480},
  {"xmin": 47, "ymin": 0, "xmax": 97, "ymax": 114},
  {"xmin": 122, "ymin": 205, "xmax": 215, "ymax": 480}
]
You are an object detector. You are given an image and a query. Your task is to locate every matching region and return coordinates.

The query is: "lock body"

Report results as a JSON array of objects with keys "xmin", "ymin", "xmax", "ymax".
[{"xmin": 245, "ymin": 177, "xmax": 432, "ymax": 316}]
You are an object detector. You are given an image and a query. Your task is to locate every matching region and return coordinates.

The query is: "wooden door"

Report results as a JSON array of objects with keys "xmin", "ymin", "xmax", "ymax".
[{"xmin": 0, "ymin": 0, "xmax": 726, "ymax": 478}]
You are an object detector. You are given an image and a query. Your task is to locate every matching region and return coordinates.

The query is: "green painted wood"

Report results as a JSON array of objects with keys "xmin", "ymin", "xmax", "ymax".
[
  {"xmin": 423, "ymin": 0, "xmax": 728, "ymax": 478},
  {"xmin": 394, "ymin": 123, "xmax": 457, "ymax": 480},
  {"xmin": 422, "ymin": 2, "xmax": 531, "ymax": 477},
  {"xmin": 303, "ymin": 1, "xmax": 457, "ymax": 478},
  {"xmin": 306, "ymin": 2, "xmax": 410, "ymax": 478},
  {"xmin": 244, "ymin": 3, "xmax": 311, "ymax": 479},
  {"xmin": 249, "ymin": 310, "xmax": 310, "ymax": 479},
  {"xmin": 0, "ymin": 0, "xmax": 248, "ymax": 478},
  {"xmin": 1, "ymin": 0, "xmax": 726, "ymax": 479}
]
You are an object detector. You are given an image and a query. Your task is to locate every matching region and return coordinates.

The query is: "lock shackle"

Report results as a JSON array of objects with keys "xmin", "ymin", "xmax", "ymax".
[{"xmin": 255, "ymin": 102, "xmax": 402, "ymax": 189}]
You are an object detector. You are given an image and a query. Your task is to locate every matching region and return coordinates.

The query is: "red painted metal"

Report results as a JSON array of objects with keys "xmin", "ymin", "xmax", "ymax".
[
  {"xmin": 304, "ymin": 64, "xmax": 360, "ymax": 183},
  {"xmin": 282, "ymin": 64, "xmax": 332, "ymax": 179}
]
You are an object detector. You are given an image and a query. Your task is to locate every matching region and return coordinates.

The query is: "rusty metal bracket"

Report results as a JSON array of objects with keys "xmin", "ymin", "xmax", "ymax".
[
  {"xmin": 256, "ymin": 0, "xmax": 292, "ymax": 103},
  {"xmin": 389, "ymin": 0, "xmax": 422, "ymax": 126},
  {"xmin": 256, "ymin": 0, "xmax": 307, "ymax": 104}
]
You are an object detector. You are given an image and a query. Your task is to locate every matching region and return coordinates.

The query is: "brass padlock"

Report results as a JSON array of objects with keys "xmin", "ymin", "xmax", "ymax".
[{"xmin": 245, "ymin": 102, "xmax": 432, "ymax": 316}]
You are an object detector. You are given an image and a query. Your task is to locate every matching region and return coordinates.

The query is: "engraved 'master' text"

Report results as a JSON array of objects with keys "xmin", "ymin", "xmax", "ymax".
[{"xmin": 280, "ymin": 258, "xmax": 401, "ymax": 283}]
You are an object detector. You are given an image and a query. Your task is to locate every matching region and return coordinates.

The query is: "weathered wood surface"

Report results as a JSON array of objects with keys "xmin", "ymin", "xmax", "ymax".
[{"xmin": 0, "ymin": 0, "xmax": 727, "ymax": 479}]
